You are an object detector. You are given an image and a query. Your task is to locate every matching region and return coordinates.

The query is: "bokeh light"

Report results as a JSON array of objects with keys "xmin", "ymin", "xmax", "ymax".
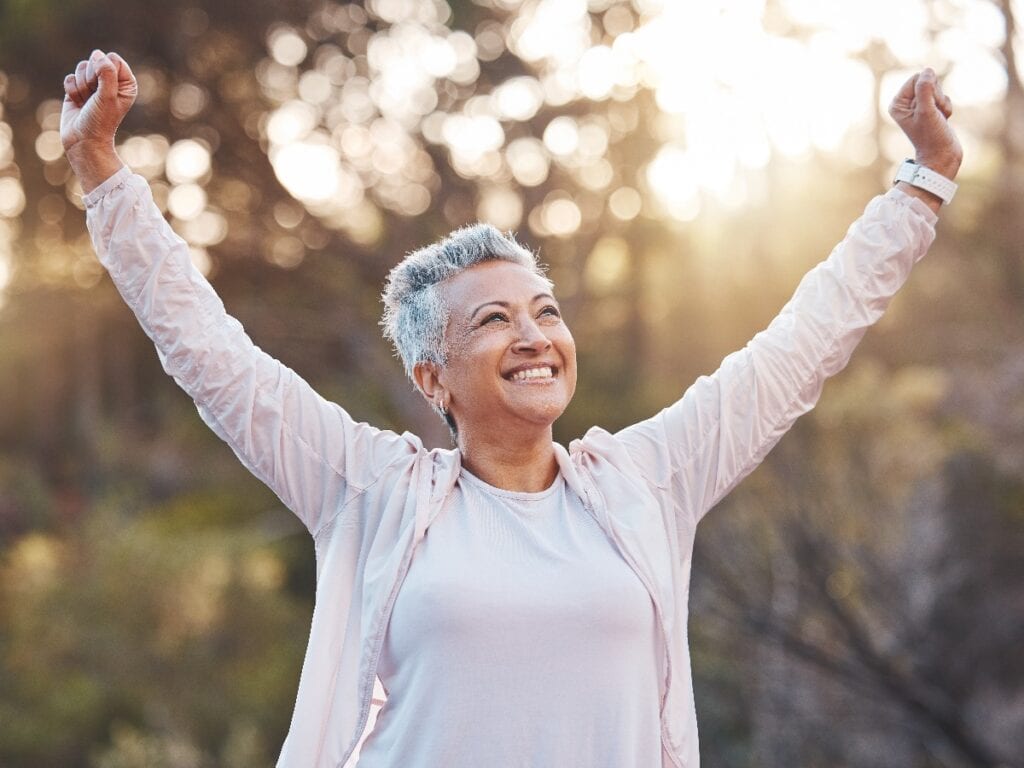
[
  {"xmin": 0, "ymin": 177, "xmax": 26, "ymax": 217},
  {"xmin": 609, "ymin": 187, "xmax": 642, "ymax": 220},
  {"xmin": 0, "ymin": 3, "xmax": 1022, "ymax": 767},
  {"xmin": 166, "ymin": 139, "xmax": 212, "ymax": 184},
  {"xmin": 477, "ymin": 185, "xmax": 523, "ymax": 230},
  {"xmin": 268, "ymin": 27, "xmax": 308, "ymax": 67},
  {"xmin": 242, "ymin": 0, "xmax": 1012, "ymax": 243},
  {"xmin": 167, "ymin": 183, "xmax": 207, "ymax": 220}
]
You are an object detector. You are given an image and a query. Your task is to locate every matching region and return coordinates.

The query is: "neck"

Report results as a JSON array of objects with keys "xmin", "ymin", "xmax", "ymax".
[{"xmin": 457, "ymin": 424, "xmax": 558, "ymax": 493}]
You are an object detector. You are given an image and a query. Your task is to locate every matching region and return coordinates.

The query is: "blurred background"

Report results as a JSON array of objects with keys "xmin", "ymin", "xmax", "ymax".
[{"xmin": 0, "ymin": 0, "xmax": 1022, "ymax": 766}]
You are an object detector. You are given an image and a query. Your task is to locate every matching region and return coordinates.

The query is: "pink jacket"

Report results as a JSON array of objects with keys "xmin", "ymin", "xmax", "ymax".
[{"xmin": 85, "ymin": 167, "xmax": 937, "ymax": 767}]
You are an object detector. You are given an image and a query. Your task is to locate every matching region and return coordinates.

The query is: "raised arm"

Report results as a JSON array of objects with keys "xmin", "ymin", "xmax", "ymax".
[
  {"xmin": 614, "ymin": 68, "xmax": 962, "ymax": 525},
  {"xmin": 62, "ymin": 50, "xmax": 418, "ymax": 536}
]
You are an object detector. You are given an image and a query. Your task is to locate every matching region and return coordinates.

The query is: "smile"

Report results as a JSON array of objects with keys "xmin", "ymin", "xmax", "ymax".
[{"xmin": 507, "ymin": 365, "xmax": 556, "ymax": 382}]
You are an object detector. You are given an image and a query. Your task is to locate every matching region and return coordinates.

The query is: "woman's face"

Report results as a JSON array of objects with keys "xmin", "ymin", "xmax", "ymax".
[{"xmin": 431, "ymin": 260, "xmax": 577, "ymax": 437}]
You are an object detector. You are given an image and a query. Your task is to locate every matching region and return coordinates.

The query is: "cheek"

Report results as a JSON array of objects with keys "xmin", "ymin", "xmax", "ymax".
[
  {"xmin": 555, "ymin": 330, "xmax": 578, "ymax": 391},
  {"xmin": 558, "ymin": 328, "xmax": 577, "ymax": 362},
  {"xmin": 442, "ymin": 339, "xmax": 501, "ymax": 397}
]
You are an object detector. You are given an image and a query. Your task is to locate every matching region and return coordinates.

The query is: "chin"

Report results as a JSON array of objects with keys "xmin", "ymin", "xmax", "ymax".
[{"xmin": 516, "ymin": 395, "xmax": 572, "ymax": 426}]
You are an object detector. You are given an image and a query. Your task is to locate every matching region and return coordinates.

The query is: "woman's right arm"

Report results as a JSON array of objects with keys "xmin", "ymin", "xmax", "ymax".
[{"xmin": 64, "ymin": 51, "xmax": 419, "ymax": 537}]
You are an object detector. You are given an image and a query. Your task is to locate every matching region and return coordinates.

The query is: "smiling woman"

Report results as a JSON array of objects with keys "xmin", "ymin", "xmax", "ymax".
[
  {"xmin": 417, "ymin": 259, "xmax": 577, "ymax": 482},
  {"xmin": 63, "ymin": 43, "xmax": 960, "ymax": 768},
  {"xmin": 380, "ymin": 227, "xmax": 577, "ymax": 482}
]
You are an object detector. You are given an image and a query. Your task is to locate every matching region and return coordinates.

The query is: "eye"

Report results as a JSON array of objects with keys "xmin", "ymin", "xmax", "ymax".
[
  {"xmin": 481, "ymin": 311, "xmax": 508, "ymax": 326},
  {"xmin": 539, "ymin": 305, "xmax": 561, "ymax": 319}
]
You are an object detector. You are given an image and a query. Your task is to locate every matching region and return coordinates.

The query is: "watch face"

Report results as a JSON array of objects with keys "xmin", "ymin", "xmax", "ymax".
[{"xmin": 894, "ymin": 160, "xmax": 917, "ymax": 184}]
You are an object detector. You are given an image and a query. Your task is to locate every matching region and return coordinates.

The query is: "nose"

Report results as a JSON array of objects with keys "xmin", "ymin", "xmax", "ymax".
[{"xmin": 512, "ymin": 316, "xmax": 552, "ymax": 354}]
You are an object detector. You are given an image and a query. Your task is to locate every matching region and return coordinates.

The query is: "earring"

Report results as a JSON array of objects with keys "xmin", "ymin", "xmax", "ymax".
[{"xmin": 438, "ymin": 400, "xmax": 447, "ymax": 417}]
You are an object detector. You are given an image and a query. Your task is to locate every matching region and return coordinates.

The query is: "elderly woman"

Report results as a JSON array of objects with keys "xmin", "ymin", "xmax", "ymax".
[{"xmin": 62, "ymin": 49, "xmax": 960, "ymax": 768}]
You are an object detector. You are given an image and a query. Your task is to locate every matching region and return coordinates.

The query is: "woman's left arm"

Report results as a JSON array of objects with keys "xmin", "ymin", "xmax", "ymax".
[{"xmin": 614, "ymin": 69, "xmax": 962, "ymax": 524}]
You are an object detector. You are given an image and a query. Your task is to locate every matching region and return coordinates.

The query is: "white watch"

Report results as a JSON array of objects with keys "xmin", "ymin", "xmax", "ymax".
[{"xmin": 893, "ymin": 159, "xmax": 957, "ymax": 205}]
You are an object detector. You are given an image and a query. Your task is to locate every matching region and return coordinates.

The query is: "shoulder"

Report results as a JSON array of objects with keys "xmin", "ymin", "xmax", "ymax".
[{"xmin": 568, "ymin": 426, "xmax": 668, "ymax": 491}]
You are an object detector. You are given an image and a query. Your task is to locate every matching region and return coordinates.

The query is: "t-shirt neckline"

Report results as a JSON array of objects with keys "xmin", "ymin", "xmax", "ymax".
[{"xmin": 458, "ymin": 467, "xmax": 564, "ymax": 501}]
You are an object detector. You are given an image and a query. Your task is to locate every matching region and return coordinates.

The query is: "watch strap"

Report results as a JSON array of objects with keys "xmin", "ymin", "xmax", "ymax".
[{"xmin": 894, "ymin": 159, "xmax": 957, "ymax": 205}]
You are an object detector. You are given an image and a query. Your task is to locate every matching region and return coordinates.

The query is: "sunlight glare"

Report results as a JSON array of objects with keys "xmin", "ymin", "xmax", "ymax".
[
  {"xmin": 578, "ymin": 46, "xmax": 617, "ymax": 100},
  {"xmin": 944, "ymin": 53, "xmax": 1007, "ymax": 106},
  {"xmin": 419, "ymin": 36, "xmax": 458, "ymax": 77},
  {"xmin": 267, "ymin": 101, "xmax": 319, "ymax": 145},
  {"xmin": 166, "ymin": 140, "xmax": 212, "ymax": 184},
  {"xmin": 260, "ymin": 0, "xmax": 1011, "ymax": 222},
  {"xmin": 512, "ymin": 0, "xmax": 590, "ymax": 64},
  {"xmin": 443, "ymin": 114, "xmax": 505, "ymax": 162},
  {"xmin": 543, "ymin": 117, "xmax": 579, "ymax": 156},
  {"xmin": 646, "ymin": 147, "xmax": 700, "ymax": 222},
  {"xmin": 492, "ymin": 77, "xmax": 545, "ymax": 121},
  {"xmin": 269, "ymin": 27, "xmax": 308, "ymax": 66},
  {"xmin": 167, "ymin": 183, "xmax": 207, "ymax": 220},
  {"xmin": 272, "ymin": 142, "xmax": 343, "ymax": 203},
  {"xmin": 0, "ymin": 177, "xmax": 26, "ymax": 217}
]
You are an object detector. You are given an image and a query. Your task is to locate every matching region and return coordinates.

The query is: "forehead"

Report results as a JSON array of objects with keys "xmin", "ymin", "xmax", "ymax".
[{"xmin": 441, "ymin": 260, "xmax": 554, "ymax": 316}]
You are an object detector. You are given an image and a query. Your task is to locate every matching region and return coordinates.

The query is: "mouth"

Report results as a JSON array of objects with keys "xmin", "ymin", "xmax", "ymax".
[{"xmin": 504, "ymin": 364, "xmax": 558, "ymax": 383}]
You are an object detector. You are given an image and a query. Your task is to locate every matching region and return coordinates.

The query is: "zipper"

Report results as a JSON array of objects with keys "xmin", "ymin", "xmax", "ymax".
[
  {"xmin": 336, "ymin": 529, "xmax": 418, "ymax": 768},
  {"xmin": 579, "ymin": 471, "xmax": 684, "ymax": 768},
  {"xmin": 336, "ymin": 459, "xmax": 434, "ymax": 767}
]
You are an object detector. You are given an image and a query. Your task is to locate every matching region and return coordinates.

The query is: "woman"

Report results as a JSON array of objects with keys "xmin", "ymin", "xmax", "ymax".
[{"xmin": 62, "ymin": 49, "xmax": 961, "ymax": 767}]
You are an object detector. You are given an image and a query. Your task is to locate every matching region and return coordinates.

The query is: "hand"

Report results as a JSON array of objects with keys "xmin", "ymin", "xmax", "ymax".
[
  {"xmin": 888, "ymin": 68, "xmax": 963, "ymax": 181},
  {"xmin": 61, "ymin": 50, "xmax": 137, "ymax": 192},
  {"xmin": 61, "ymin": 49, "xmax": 137, "ymax": 152}
]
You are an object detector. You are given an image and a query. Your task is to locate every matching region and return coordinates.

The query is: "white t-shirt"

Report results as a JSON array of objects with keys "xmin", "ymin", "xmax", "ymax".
[{"xmin": 356, "ymin": 468, "xmax": 664, "ymax": 767}]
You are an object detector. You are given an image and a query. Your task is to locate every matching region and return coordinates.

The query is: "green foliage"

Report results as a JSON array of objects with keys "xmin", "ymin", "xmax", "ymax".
[{"xmin": 0, "ymin": 503, "xmax": 307, "ymax": 767}]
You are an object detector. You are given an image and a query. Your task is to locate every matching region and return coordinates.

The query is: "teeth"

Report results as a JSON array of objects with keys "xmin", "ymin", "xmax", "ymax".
[{"xmin": 511, "ymin": 366, "xmax": 553, "ymax": 381}]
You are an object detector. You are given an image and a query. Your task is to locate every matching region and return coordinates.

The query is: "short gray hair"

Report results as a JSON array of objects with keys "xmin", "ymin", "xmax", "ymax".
[{"xmin": 380, "ymin": 223, "xmax": 550, "ymax": 382}]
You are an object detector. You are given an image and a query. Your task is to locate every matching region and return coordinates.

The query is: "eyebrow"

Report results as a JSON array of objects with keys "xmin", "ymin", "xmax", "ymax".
[{"xmin": 469, "ymin": 293, "xmax": 557, "ymax": 322}]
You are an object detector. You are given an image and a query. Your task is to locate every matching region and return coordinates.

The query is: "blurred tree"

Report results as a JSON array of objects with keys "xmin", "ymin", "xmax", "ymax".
[
  {"xmin": 0, "ymin": 501, "xmax": 307, "ymax": 767},
  {"xmin": 986, "ymin": 0, "xmax": 1024, "ymax": 304},
  {"xmin": 0, "ymin": 1, "xmax": 1020, "ymax": 766},
  {"xmin": 694, "ymin": 365, "xmax": 1024, "ymax": 767}
]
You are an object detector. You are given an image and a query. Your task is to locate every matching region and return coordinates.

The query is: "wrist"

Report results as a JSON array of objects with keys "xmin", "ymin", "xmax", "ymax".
[
  {"xmin": 914, "ymin": 153, "xmax": 961, "ymax": 181},
  {"xmin": 894, "ymin": 181, "xmax": 943, "ymax": 213},
  {"xmin": 893, "ymin": 157, "xmax": 958, "ymax": 212},
  {"xmin": 66, "ymin": 140, "xmax": 124, "ymax": 194}
]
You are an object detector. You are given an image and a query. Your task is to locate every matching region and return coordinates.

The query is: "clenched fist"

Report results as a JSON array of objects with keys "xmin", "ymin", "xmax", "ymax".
[
  {"xmin": 888, "ymin": 68, "xmax": 962, "ymax": 182},
  {"xmin": 61, "ymin": 50, "xmax": 138, "ymax": 193}
]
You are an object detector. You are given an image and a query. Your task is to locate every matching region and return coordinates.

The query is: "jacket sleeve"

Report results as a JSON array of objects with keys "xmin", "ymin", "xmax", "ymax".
[
  {"xmin": 84, "ymin": 168, "xmax": 419, "ymax": 537},
  {"xmin": 613, "ymin": 187, "xmax": 938, "ymax": 526}
]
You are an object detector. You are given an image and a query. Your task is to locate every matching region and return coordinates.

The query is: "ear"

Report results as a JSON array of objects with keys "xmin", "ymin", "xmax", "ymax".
[{"xmin": 413, "ymin": 361, "xmax": 447, "ymax": 410}]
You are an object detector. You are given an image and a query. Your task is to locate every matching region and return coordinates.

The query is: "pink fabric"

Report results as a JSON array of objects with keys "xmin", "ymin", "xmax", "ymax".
[
  {"xmin": 356, "ymin": 470, "xmax": 663, "ymax": 766},
  {"xmin": 84, "ymin": 167, "xmax": 938, "ymax": 767}
]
